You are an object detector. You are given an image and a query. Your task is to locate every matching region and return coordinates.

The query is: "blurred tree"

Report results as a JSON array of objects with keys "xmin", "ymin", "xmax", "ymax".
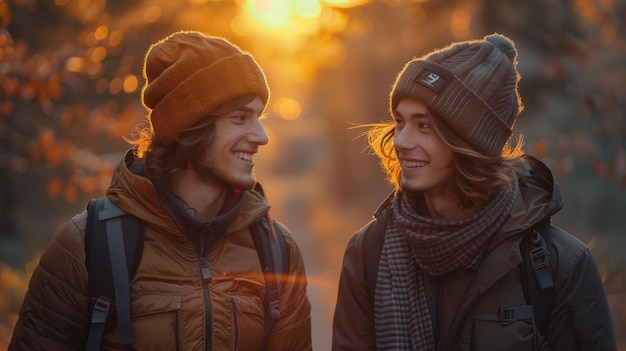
[{"xmin": 0, "ymin": 1, "xmax": 153, "ymax": 262}]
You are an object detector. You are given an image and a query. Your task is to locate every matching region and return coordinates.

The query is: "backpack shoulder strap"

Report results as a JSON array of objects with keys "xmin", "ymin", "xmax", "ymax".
[
  {"xmin": 520, "ymin": 219, "xmax": 555, "ymax": 340},
  {"xmin": 250, "ymin": 213, "xmax": 289, "ymax": 351},
  {"xmin": 365, "ymin": 218, "xmax": 385, "ymax": 305},
  {"xmin": 362, "ymin": 192, "xmax": 397, "ymax": 305},
  {"xmin": 84, "ymin": 197, "xmax": 143, "ymax": 350},
  {"xmin": 364, "ymin": 194, "xmax": 394, "ymax": 304}
]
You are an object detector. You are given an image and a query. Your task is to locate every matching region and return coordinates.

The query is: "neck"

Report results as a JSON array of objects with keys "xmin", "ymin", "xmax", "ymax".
[
  {"xmin": 423, "ymin": 191, "xmax": 482, "ymax": 221},
  {"xmin": 171, "ymin": 170, "xmax": 228, "ymax": 221}
]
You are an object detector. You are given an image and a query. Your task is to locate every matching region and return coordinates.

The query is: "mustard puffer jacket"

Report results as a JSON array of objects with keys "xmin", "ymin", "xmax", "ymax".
[{"xmin": 10, "ymin": 150, "xmax": 312, "ymax": 351}]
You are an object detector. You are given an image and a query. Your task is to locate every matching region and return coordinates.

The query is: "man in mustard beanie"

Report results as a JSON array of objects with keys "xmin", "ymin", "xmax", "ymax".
[
  {"xmin": 333, "ymin": 33, "xmax": 616, "ymax": 350},
  {"xmin": 10, "ymin": 30, "xmax": 312, "ymax": 350}
]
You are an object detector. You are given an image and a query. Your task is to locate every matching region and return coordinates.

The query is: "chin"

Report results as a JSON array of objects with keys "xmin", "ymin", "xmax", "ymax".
[
  {"xmin": 400, "ymin": 181, "xmax": 427, "ymax": 194},
  {"xmin": 229, "ymin": 176, "xmax": 255, "ymax": 191},
  {"xmin": 400, "ymin": 179, "xmax": 417, "ymax": 193}
]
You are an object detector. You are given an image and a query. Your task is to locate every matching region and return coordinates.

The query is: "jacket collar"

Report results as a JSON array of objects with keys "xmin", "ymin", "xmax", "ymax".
[{"xmin": 105, "ymin": 149, "xmax": 270, "ymax": 236}]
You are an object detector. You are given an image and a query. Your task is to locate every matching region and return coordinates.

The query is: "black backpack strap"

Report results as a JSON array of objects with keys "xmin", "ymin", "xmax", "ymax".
[
  {"xmin": 250, "ymin": 213, "xmax": 289, "ymax": 351},
  {"xmin": 474, "ymin": 304, "xmax": 535, "ymax": 324},
  {"xmin": 84, "ymin": 197, "xmax": 143, "ymax": 350},
  {"xmin": 520, "ymin": 219, "xmax": 555, "ymax": 346},
  {"xmin": 364, "ymin": 198, "xmax": 393, "ymax": 305},
  {"xmin": 365, "ymin": 218, "xmax": 384, "ymax": 304}
]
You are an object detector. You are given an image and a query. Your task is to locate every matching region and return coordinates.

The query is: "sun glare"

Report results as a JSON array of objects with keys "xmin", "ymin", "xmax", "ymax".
[
  {"xmin": 276, "ymin": 97, "xmax": 302, "ymax": 120},
  {"xmin": 244, "ymin": 0, "xmax": 296, "ymax": 30},
  {"xmin": 242, "ymin": 0, "xmax": 362, "ymax": 35},
  {"xmin": 323, "ymin": 0, "xmax": 370, "ymax": 7}
]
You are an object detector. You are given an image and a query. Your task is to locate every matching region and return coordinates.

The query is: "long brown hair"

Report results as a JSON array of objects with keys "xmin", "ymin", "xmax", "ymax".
[
  {"xmin": 125, "ymin": 94, "xmax": 257, "ymax": 187},
  {"xmin": 365, "ymin": 110, "xmax": 525, "ymax": 209}
]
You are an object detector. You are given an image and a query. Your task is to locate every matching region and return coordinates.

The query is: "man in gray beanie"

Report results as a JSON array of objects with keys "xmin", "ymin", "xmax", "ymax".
[{"xmin": 332, "ymin": 33, "xmax": 616, "ymax": 350}]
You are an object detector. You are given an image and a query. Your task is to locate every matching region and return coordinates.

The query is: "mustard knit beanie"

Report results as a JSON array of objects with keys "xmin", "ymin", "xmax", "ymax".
[
  {"xmin": 390, "ymin": 33, "xmax": 523, "ymax": 157},
  {"xmin": 142, "ymin": 30, "xmax": 270, "ymax": 146}
]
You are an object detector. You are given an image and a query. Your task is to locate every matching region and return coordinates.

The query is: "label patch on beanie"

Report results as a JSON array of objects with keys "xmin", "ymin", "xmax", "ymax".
[{"xmin": 417, "ymin": 69, "xmax": 448, "ymax": 93}]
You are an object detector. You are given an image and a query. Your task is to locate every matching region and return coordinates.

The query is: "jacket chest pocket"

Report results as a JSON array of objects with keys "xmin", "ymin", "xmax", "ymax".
[
  {"xmin": 229, "ymin": 294, "xmax": 266, "ymax": 349},
  {"xmin": 228, "ymin": 278, "xmax": 266, "ymax": 351},
  {"xmin": 471, "ymin": 305, "xmax": 536, "ymax": 351},
  {"xmin": 103, "ymin": 295, "xmax": 182, "ymax": 351}
]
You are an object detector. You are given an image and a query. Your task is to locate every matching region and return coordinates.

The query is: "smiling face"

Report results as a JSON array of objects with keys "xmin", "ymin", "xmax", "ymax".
[
  {"xmin": 192, "ymin": 96, "xmax": 268, "ymax": 190},
  {"xmin": 393, "ymin": 97, "xmax": 456, "ymax": 195}
]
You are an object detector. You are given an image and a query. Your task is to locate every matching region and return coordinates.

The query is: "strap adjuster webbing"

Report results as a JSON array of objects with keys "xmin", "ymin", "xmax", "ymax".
[
  {"xmin": 499, "ymin": 305, "xmax": 533, "ymax": 325},
  {"xmin": 90, "ymin": 296, "xmax": 112, "ymax": 324}
]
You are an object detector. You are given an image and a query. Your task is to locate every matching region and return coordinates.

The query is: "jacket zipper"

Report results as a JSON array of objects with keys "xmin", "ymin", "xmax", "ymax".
[
  {"xmin": 441, "ymin": 279, "xmax": 481, "ymax": 351},
  {"xmin": 201, "ymin": 224, "xmax": 213, "ymax": 351},
  {"xmin": 434, "ymin": 275, "xmax": 444, "ymax": 349}
]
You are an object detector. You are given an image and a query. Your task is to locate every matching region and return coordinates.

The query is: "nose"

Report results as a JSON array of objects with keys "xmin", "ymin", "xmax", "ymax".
[
  {"xmin": 393, "ymin": 125, "xmax": 416, "ymax": 152},
  {"xmin": 250, "ymin": 119, "xmax": 269, "ymax": 146}
]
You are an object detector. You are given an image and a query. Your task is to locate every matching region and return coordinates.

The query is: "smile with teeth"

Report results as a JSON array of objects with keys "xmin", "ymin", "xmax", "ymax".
[
  {"xmin": 403, "ymin": 159, "xmax": 429, "ymax": 167},
  {"xmin": 235, "ymin": 152, "xmax": 254, "ymax": 162}
]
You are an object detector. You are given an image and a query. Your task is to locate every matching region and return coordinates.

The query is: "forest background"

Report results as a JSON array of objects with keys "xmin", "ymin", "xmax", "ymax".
[{"xmin": 0, "ymin": 0, "xmax": 624, "ymax": 350}]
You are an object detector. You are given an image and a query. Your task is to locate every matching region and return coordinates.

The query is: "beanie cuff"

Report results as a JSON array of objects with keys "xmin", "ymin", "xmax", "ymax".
[{"xmin": 149, "ymin": 54, "xmax": 269, "ymax": 145}]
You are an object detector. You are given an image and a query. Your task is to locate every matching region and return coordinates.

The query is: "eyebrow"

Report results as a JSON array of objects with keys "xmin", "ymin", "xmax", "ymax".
[
  {"xmin": 224, "ymin": 105, "xmax": 258, "ymax": 117},
  {"xmin": 237, "ymin": 106, "xmax": 255, "ymax": 113},
  {"xmin": 394, "ymin": 110, "xmax": 430, "ymax": 119}
]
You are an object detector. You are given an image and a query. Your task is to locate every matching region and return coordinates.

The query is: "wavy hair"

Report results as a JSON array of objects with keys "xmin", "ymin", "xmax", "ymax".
[
  {"xmin": 364, "ymin": 111, "xmax": 526, "ymax": 209},
  {"xmin": 125, "ymin": 94, "xmax": 257, "ymax": 187}
]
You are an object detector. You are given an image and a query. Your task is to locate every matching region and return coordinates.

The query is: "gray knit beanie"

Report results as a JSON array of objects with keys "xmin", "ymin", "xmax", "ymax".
[{"xmin": 390, "ymin": 33, "xmax": 523, "ymax": 157}]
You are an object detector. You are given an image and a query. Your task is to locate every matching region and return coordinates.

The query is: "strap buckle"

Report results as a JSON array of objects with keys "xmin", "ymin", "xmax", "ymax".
[
  {"xmin": 500, "ymin": 305, "xmax": 515, "ymax": 325},
  {"xmin": 530, "ymin": 246, "xmax": 549, "ymax": 271},
  {"xmin": 91, "ymin": 296, "xmax": 112, "ymax": 324}
]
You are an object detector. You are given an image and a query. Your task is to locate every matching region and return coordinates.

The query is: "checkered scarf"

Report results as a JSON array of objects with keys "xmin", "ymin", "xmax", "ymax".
[{"xmin": 374, "ymin": 186, "xmax": 517, "ymax": 350}]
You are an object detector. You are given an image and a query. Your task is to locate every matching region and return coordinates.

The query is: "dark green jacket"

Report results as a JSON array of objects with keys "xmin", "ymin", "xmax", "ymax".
[{"xmin": 332, "ymin": 156, "xmax": 616, "ymax": 351}]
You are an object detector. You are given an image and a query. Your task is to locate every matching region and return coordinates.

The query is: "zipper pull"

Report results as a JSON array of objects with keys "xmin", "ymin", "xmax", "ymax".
[
  {"xmin": 200, "ymin": 223, "xmax": 213, "ymax": 282},
  {"xmin": 201, "ymin": 256, "xmax": 212, "ymax": 281}
]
